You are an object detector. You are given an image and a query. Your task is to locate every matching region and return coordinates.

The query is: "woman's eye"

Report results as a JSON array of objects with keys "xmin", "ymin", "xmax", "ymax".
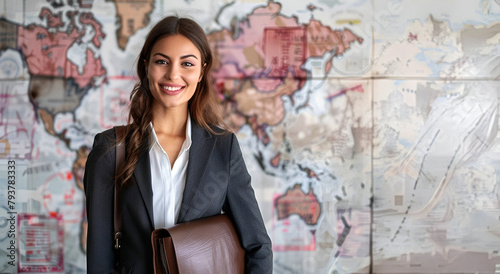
[
  {"xmin": 182, "ymin": 62, "xmax": 194, "ymax": 67},
  {"xmin": 154, "ymin": 60, "xmax": 167, "ymax": 65}
]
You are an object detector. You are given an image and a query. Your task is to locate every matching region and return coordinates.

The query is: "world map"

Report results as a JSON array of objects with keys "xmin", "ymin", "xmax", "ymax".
[{"xmin": 0, "ymin": 0, "xmax": 499, "ymax": 273}]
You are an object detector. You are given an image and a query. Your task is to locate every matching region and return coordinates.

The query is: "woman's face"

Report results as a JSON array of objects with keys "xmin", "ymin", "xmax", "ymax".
[{"xmin": 146, "ymin": 34, "xmax": 203, "ymax": 113}]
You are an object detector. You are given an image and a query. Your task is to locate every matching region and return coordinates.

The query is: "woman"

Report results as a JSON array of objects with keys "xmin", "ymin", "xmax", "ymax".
[{"xmin": 84, "ymin": 16, "xmax": 273, "ymax": 273}]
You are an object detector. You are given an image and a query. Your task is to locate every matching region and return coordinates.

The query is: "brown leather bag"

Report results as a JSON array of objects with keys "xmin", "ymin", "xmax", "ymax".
[
  {"xmin": 114, "ymin": 126, "xmax": 245, "ymax": 274},
  {"xmin": 151, "ymin": 214, "xmax": 245, "ymax": 274}
]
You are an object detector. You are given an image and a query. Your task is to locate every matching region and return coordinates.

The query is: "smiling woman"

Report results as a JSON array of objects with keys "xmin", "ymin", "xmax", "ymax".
[
  {"xmin": 146, "ymin": 35, "xmax": 203, "ymax": 114},
  {"xmin": 145, "ymin": 34, "xmax": 205, "ymax": 163},
  {"xmin": 83, "ymin": 15, "xmax": 273, "ymax": 274}
]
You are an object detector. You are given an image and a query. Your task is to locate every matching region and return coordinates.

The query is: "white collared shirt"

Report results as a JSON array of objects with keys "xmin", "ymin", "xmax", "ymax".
[{"xmin": 149, "ymin": 114, "xmax": 192, "ymax": 229}]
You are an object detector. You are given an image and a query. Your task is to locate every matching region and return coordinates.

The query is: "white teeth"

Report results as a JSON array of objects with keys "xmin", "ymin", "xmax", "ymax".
[{"xmin": 162, "ymin": 85, "xmax": 182, "ymax": 91}]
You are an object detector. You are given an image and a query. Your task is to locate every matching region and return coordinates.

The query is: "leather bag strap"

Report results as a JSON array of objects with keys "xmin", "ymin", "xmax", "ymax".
[{"xmin": 114, "ymin": 126, "xmax": 126, "ymax": 249}]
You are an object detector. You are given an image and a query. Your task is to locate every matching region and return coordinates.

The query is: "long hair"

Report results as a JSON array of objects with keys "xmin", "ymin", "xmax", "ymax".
[{"xmin": 116, "ymin": 16, "xmax": 228, "ymax": 188}]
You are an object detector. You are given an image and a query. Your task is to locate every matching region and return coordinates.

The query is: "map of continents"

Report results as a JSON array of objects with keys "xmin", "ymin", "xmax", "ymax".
[
  {"xmin": 208, "ymin": 1, "xmax": 363, "ymax": 227},
  {"xmin": 0, "ymin": 0, "xmax": 154, "ymax": 271},
  {"xmin": 0, "ymin": 0, "xmax": 365, "ymax": 273},
  {"xmin": 207, "ymin": 3, "xmax": 368, "ymax": 273},
  {"xmin": 209, "ymin": 1, "xmax": 363, "ymax": 143}
]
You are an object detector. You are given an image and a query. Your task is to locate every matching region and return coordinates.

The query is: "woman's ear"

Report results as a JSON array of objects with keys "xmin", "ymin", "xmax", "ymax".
[{"xmin": 144, "ymin": 59, "xmax": 148, "ymax": 74}]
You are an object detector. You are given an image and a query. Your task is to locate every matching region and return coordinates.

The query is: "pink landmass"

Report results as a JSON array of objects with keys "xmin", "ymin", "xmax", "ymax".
[
  {"xmin": 210, "ymin": 2, "xmax": 363, "ymax": 79},
  {"xmin": 77, "ymin": 0, "xmax": 93, "ymax": 8},
  {"xmin": 39, "ymin": 8, "xmax": 64, "ymax": 28},
  {"xmin": 271, "ymin": 152, "xmax": 281, "ymax": 167},
  {"xmin": 18, "ymin": 25, "xmax": 79, "ymax": 75},
  {"xmin": 80, "ymin": 12, "xmax": 105, "ymax": 48},
  {"xmin": 209, "ymin": 1, "xmax": 363, "ymax": 139},
  {"xmin": 305, "ymin": 20, "xmax": 363, "ymax": 57},
  {"xmin": 275, "ymin": 184, "xmax": 321, "ymax": 225},
  {"xmin": 66, "ymin": 48, "xmax": 106, "ymax": 88},
  {"xmin": 18, "ymin": 11, "xmax": 106, "ymax": 88},
  {"xmin": 209, "ymin": 2, "xmax": 299, "ymax": 79}
]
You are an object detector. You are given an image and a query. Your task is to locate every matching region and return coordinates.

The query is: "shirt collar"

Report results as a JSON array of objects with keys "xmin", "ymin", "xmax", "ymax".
[{"xmin": 149, "ymin": 112, "xmax": 192, "ymax": 152}]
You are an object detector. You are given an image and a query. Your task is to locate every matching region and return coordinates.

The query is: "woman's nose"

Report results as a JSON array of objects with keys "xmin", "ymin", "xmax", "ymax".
[{"xmin": 165, "ymin": 64, "xmax": 180, "ymax": 80}]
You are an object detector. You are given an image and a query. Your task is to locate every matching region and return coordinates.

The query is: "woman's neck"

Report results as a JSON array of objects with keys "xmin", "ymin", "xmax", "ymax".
[{"xmin": 151, "ymin": 106, "xmax": 188, "ymax": 137}]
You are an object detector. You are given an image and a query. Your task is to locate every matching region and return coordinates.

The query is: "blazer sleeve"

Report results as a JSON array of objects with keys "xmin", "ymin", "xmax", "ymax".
[
  {"xmin": 224, "ymin": 134, "xmax": 273, "ymax": 273},
  {"xmin": 83, "ymin": 130, "xmax": 116, "ymax": 273}
]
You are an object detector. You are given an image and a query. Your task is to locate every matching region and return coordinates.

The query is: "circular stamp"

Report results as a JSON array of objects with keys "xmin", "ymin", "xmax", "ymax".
[{"xmin": 0, "ymin": 57, "xmax": 20, "ymax": 79}]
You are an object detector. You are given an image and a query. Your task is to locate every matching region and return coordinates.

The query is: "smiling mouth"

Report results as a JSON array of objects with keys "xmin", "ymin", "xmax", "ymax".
[
  {"xmin": 162, "ymin": 85, "xmax": 183, "ymax": 91},
  {"xmin": 160, "ymin": 85, "xmax": 185, "ymax": 95}
]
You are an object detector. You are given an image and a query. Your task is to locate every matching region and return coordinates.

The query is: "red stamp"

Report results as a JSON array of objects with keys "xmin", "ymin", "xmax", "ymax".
[
  {"xmin": 17, "ymin": 213, "xmax": 64, "ymax": 273},
  {"xmin": 263, "ymin": 27, "xmax": 307, "ymax": 78}
]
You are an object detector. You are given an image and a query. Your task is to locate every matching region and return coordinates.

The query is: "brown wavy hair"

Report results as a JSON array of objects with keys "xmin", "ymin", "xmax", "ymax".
[{"xmin": 116, "ymin": 15, "xmax": 228, "ymax": 188}]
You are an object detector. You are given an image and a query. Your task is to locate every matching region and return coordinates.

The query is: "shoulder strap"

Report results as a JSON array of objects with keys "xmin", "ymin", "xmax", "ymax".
[{"xmin": 114, "ymin": 126, "xmax": 126, "ymax": 249}]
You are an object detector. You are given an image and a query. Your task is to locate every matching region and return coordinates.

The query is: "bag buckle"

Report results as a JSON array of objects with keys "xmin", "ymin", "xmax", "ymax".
[{"xmin": 114, "ymin": 232, "xmax": 122, "ymax": 249}]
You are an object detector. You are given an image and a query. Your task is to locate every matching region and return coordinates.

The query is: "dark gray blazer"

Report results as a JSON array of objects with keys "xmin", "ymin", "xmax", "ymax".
[{"xmin": 84, "ymin": 121, "xmax": 273, "ymax": 273}]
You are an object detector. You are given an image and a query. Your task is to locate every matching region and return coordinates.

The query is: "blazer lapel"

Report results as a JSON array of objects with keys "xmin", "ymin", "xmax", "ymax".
[
  {"xmin": 133, "ymin": 140, "xmax": 155, "ymax": 228},
  {"xmin": 177, "ymin": 121, "xmax": 216, "ymax": 222}
]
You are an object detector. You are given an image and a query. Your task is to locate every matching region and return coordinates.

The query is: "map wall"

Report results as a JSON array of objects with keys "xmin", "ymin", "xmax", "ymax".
[{"xmin": 0, "ymin": 0, "xmax": 499, "ymax": 273}]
